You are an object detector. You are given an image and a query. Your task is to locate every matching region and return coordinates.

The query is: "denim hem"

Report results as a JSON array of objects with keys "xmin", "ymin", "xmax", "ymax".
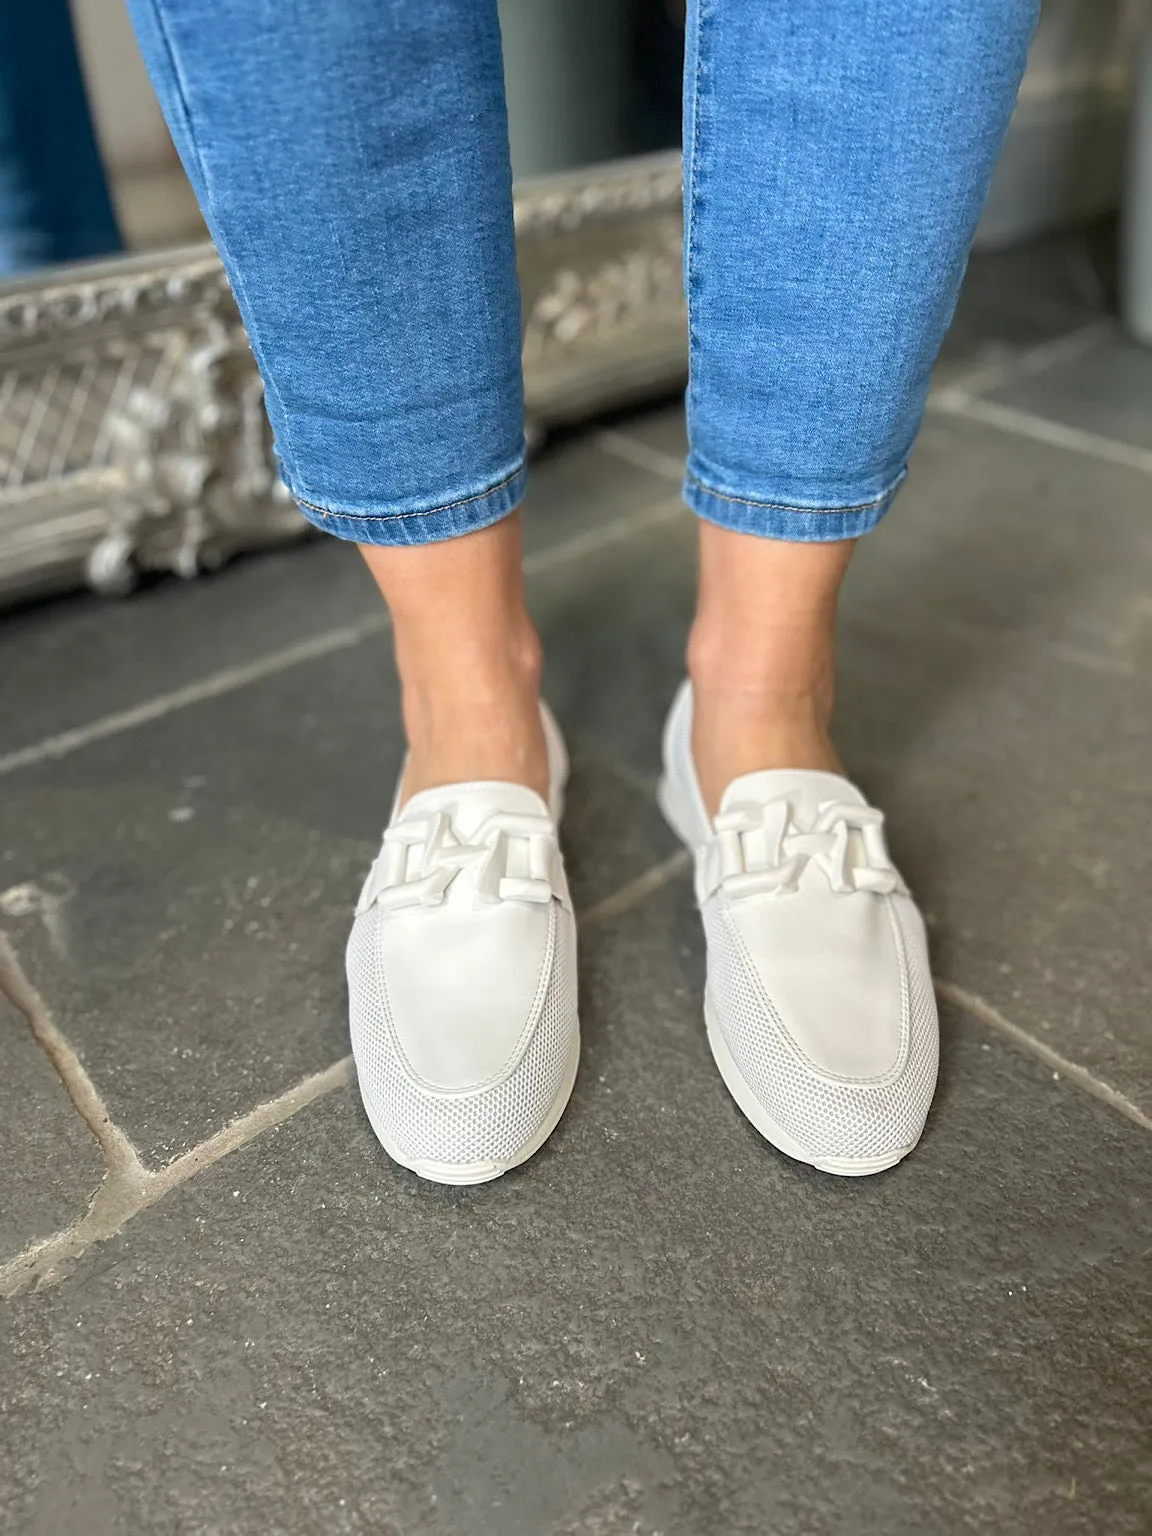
[
  {"xmin": 290, "ymin": 461, "xmax": 527, "ymax": 547},
  {"xmin": 682, "ymin": 466, "xmax": 905, "ymax": 542}
]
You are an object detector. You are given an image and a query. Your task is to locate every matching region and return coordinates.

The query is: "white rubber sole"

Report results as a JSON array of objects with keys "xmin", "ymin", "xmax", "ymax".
[
  {"xmin": 658, "ymin": 771, "xmax": 917, "ymax": 1180},
  {"xmin": 359, "ymin": 1035, "xmax": 580, "ymax": 1186}
]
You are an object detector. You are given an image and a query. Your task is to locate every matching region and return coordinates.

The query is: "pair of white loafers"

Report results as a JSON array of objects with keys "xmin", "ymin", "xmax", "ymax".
[{"xmin": 347, "ymin": 683, "xmax": 938, "ymax": 1184}]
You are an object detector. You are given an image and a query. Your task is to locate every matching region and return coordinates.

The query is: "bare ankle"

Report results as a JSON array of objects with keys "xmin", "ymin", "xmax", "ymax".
[
  {"xmin": 687, "ymin": 625, "xmax": 842, "ymax": 813},
  {"xmin": 687, "ymin": 624, "xmax": 835, "ymax": 721},
  {"xmin": 357, "ymin": 516, "xmax": 553, "ymax": 803},
  {"xmin": 400, "ymin": 622, "xmax": 542, "ymax": 739},
  {"xmin": 399, "ymin": 640, "xmax": 548, "ymax": 804}
]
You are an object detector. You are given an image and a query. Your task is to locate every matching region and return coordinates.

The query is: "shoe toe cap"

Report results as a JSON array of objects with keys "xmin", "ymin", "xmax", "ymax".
[
  {"xmin": 346, "ymin": 903, "xmax": 578, "ymax": 1170},
  {"xmin": 705, "ymin": 897, "xmax": 939, "ymax": 1167}
]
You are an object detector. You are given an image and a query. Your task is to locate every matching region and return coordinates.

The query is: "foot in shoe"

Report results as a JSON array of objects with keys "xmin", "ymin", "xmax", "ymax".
[
  {"xmin": 347, "ymin": 703, "xmax": 579, "ymax": 1184},
  {"xmin": 660, "ymin": 681, "xmax": 938, "ymax": 1176}
]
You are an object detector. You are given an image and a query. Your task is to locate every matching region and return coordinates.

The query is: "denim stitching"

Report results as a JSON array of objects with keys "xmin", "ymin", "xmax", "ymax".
[
  {"xmin": 295, "ymin": 463, "xmax": 525, "ymax": 523},
  {"xmin": 685, "ymin": 468, "xmax": 904, "ymax": 516},
  {"xmin": 684, "ymin": 0, "xmax": 709, "ymax": 441}
]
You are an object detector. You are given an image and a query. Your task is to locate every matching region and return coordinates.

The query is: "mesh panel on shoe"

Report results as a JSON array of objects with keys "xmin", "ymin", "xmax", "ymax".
[
  {"xmin": 703, "ymin": 895, "xmax": 938, "ymax": 1162},
  {"xmin": 347, "ymin": 906, "xmax": 578, "ymax": 1166}
]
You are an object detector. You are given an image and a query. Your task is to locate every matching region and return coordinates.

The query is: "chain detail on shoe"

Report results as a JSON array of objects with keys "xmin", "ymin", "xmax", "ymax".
[
  {"xmin": 356, "ymin": 809, "xmax": 562, "ymax": 915},
  {"xmin": 697, "ymin": 798, "xmax": 906, "ymax": 902}
]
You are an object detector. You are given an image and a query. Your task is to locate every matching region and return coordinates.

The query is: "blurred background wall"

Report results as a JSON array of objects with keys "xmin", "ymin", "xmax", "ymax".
[
  {"xmin": 69, "ymin": 0, "xmax": 201, "ymax": 249},
  {"xmin": 979, "ymin": 0, "xmax": 1144, "ymax": 246},
  {"xmin": 62, "ymin": 0, "xmax": 1151, "ymax": 256}
]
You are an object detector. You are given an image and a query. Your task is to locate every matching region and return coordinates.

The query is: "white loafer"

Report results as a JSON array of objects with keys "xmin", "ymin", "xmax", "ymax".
[
  {"xmin": 659, "ymin": 682, "xmax": 938, "ymax": 1176},
  {"xmin": 346, "ymin": 705, "xmax": 578, "ymax": 1185}
]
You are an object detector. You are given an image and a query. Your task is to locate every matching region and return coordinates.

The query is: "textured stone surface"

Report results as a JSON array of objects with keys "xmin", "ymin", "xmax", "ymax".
[
  {"xmin": 840, "ymin": 414, "xmax": 1152, "ymax": 1116},
  {"xmin": 934, "ymin": 224, "xmax": 1111, "ymax": 384},
  {"xmin": 0, "ymin": 664, "xmax": 668, "ymax": 1172},
  {"xmin": 0, "ymin": 997, "xmax": 102, "ymax": 1262},
  {"xmin": 2, "ymin": 225, "xmax": 1150, "ymax": 1534},
  {"xmin": 0, "ymin": 433, "xmax": 686, "ymax": 1177},
  {"xmin": 537, "ymin": 507, "xmax": 694, "ymax": 774},
  {"xmin": 0, "ymin": 425, "xmax": 673, "ymax": 763},
  {"xmin": 987, "ymin": 324, "xmax": 1152, "ymax": 449},
  {"xmin": 961, "ymin": 222, "xmax": 1115, "ymax": 316},
  {"xmin": 2, "ymin": 890, "xmax": 1150, "ymax": 1536}
]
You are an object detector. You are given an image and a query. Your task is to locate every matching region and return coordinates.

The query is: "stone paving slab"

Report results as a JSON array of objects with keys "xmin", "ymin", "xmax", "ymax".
[
  {"xmin": 986, "ymin": 325, "xmax": 1152, "ymax": 450},
  {"xmin": 962, "ymin": 223, "xmax": 1115, "ymax": 316},
  {"xmin": 2, "ymin": 225, "xmax": 1149, "ymax": 1531},
  {"xmin": 2, "ymin": 884, "xmax": 1149, "ymax": 1536},
  {"xmin": 0, "ymin": 996, "xmax": 102, "ymax": 1260},
  {"xmin": 0, "ymin": 645, "xmax": 673, "ymax": 1180},
  {"xmin": 1, "ymin": 752, "xmax": 366, "ymax": 1175},
  {"xmin": 937, "ymin": 224, "xmax": 1110, "ymax": 383},
  {"xmin": 0, "ymin": 426, "xmax": 673, "ymax": 763},
  {"xmin": 841, "ymin": 415, "xmax": 1152, "ymax": 1116},
  {"xmin": 934, "ymin": 285, "xmax": 1102, "ymax": 385},
  {"xmin": 537, "ymin": 509, "xmax": 694, "ymax": 774}
]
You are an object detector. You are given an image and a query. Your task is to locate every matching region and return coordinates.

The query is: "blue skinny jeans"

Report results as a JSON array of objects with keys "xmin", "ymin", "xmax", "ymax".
[{"xmin": 126, "ymin": 0, "xmax": 1038, "ymax": 546}]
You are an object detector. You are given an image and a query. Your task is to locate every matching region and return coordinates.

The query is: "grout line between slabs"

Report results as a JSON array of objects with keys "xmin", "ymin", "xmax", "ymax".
[
  {"xmin": 0, "ymin": 926, "xmax": 354, "ymax": 1300},
  {"xmin": 524, "ymin": 492, "xmax": 684, "ymax": 576},
  {"xmin": 595, "ymin": 429, "xmax": 684, "ymax": 483},
  {"xmin": 0, "ymin": 931, "xmax": 142, "ymax": 1185},
  {"xmin": 0, "ymin": 842, "xmax": 690, "ymax": 1299},
  {"xmin": 0, "ymin": 619, "xmax": 388, "ymax": 778},
  {"xmin": 935, "ymin": 979, "xmax": 1152, "ymax": 1136},
  {"xmin": 578, "ymin": 850, "xmax": 691, "ymax": 928},
  {"xmin": 4, "ymin": 845, "xmax": 1150, "ymax": 1299},
  {"xmin": 0, "ymin": 492, "xmax": 685, "ymax": 779},
  {"xmin": 929, "ymin": 318, "xmax": 1112, "ymax": 407},
  {"xmin": 930, "ymin": 394, "xmax": 1152, "ymax": 478}
]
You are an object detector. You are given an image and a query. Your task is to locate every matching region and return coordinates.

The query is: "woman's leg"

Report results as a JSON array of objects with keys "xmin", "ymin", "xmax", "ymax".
[
  {"xmin": 126, "ymin": 0, "xmax": 573, "ymax": 1186},
  {"xmin": 360, "ymin": 519, "xmax": 547, "ymax": 802},
  {"xmin": 682, "ymin": 0, "xmax": 1038, "ymax": 813},
  {"xmin": 125, "ymin": 0, "xmax": 546, "ymax": 799},
  {"xmin": 688, "ymin": 527, "xmax": 852, "ymax": 812},
  {"xmin": 663, "ymin": 0, "xmax": 1038, "ymax": 1176}
]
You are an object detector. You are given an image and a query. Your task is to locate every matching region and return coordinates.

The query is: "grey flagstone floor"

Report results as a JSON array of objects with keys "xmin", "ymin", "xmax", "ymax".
[{"xmin": 1, "ymin": 224, "xmax": 1150, "ymax": 1535}]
